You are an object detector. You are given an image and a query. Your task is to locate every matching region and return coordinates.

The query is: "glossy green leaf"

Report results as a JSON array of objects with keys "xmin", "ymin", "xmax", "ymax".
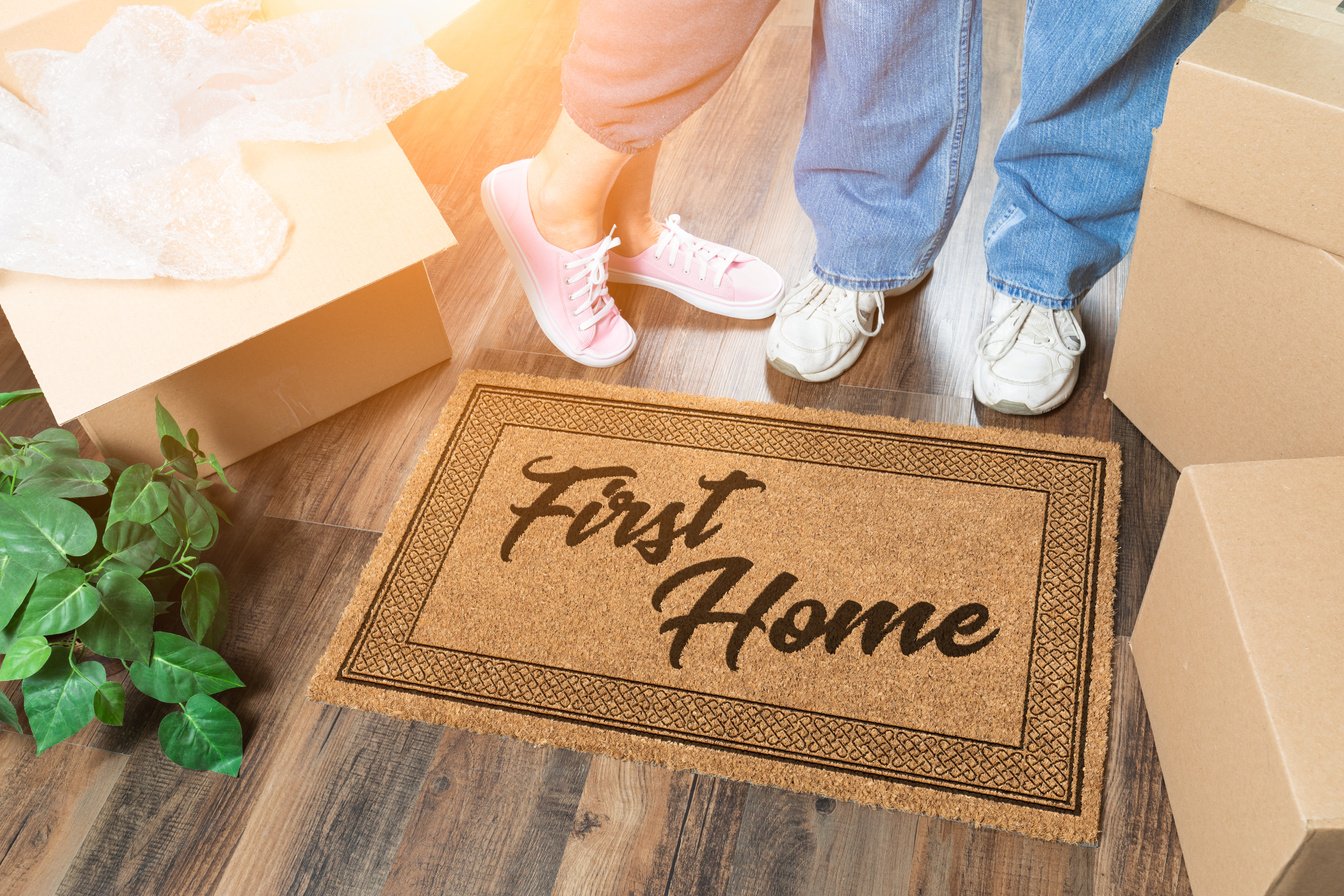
[
  {"xmin": 0, "ymin": 689, "xmax": 20, "ymax": 733},
  {"xmin": 0, "ymin": 616, "xmax": 20, "ymax": 654},
  {"xmin": 181, "ymin": 563, "xmax": 225, "ymax": 645},
  {"xmin": 16, "ymin": 569, "xmax": 99, "ymax": 637},
  {"xmin": 0, "ymin": 556, "xmax": 36, "ymax": 630},
  {"xmin": 159, "ymin": 693, "xmax": 242, "ymax": 776},
  {"xmin": 15, "ymin": 458, "xmax": 111, "ymax": 499},
  {"xmin": 150, "ymin": 492, "xmax": 189, "ymax": 549},
  {"xmin": 160, "ymin": 436, "xmax": 197, "ymax": 478},
  {"xmin": 108, "ymin": 463, "xmax": 170, "ymax": 526},
  {"xmin": 100, "ymin": 521, "xmax": 162, "ymax": 576},
  {"xmin": 0, "ymin": 635, "xmax": 52, "ymax": 680},
  {"xmin": 93, "ymin": 681, "xmax": 125, "ymax": 726},
  {"xmin": 22, "ymin": 647, "xmax": 105, "ymax": 753},
  {"xmin": 129, "ymin": 632, "xmax": 243, "ymax": 703},
  {"xmin": 206, "ymin": 454, "xmax": 236, "ymax": 493},
  {"xmin": 12, "ymin": 428, "xmax": 80, "ymax": 463},
  {"xmin": 0, "ymin": 443, "xmax": 33, "ymax": 480},
  {"xmin": 0, "ymin": 494, "xmax": 98, "ymax": 574},
  {"xmin": 155, "ymin": 400, "xmax": 188, "ymax": 451},
  {"xmin": 177, "ymin": 484, "xmax": 218, "ymax": 551},
  {"xmin": 80, "ymin": 572, "xmax": 153, "ymax": 664},
  {"xmin": 0, "ymin": 388, "xmax": 42, "ymax": 410}
]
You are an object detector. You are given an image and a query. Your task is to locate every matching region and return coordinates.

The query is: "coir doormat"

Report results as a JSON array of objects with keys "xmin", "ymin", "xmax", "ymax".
[{"xmin": 311, "ymin": 371, "xmax": 1119, "ymax": 843}]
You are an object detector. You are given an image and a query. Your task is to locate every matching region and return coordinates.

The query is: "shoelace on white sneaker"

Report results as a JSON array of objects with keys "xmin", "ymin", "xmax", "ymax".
[
  {"xmin": 651, "ymin": 214, "xmax": 742, "ymax": 287},
  {"xmin": 789, "ymin": 279, "xmax": 886, "ymax": 338},
  {"xmin": 562, "ymin": 228, "xmax": 621, "ymax": 331},
  {"xmin": 975, "ymin": 298, "xmax": 1086, "ymax": 363}
]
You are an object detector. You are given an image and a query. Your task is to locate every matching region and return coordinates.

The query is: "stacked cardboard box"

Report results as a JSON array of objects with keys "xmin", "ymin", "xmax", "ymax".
[
  {"xmin": 1106, "ymin": 1, "xmax": 1344, "ymax": 470},
  {"xmin": 0, "ymin": 0, "xmax": 456, "ymax": 467},
  {"xmin": 1122, "ymin": 5, "xmax": 1344, "ymax": 896},
  {"xmin": 1131, "ymin": 458, "xmax": 1344, "ymax": 896}
]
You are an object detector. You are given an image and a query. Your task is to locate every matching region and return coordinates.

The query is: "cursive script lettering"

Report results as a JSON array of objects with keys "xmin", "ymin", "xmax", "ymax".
[
  {"xmin": 651, "ymin": 556, "xmax": 999, "ymax": 670},
  {"xmin": 501, "ymin": 457, "xmax": 766, "ymax": 564}
]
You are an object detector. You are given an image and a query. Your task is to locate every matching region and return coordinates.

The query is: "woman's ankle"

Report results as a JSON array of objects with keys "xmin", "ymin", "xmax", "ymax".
[
  {"xmin": 526, "ymin": 159, "xmax": 605, "ymax": 252},
  {"xmin": 609, "ymin": 214, "xmax": 662, "ymax": 256}
]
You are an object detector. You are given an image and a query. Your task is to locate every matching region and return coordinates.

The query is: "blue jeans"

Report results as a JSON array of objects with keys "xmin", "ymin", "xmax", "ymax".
[{"xmin": 795, "ymin": 0, "xmax": 1218, "ymax": 308}]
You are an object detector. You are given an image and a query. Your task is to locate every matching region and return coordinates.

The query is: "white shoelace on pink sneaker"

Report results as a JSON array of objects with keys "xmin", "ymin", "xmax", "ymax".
[
  {"xmin": 562, "ymin": 228, "xmax": 621, "ymax": 331},
  {"xmin": 650, "ymin": 214, "xmax": 742, "ymax": 287}
]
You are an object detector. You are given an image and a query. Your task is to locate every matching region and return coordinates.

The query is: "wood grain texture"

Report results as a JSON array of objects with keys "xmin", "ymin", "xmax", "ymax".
[
  {"xmin": 0, "ymin": 0, "xmax": 1195, "ymax": 892},
  {"xmin": 726, "ymin": 789, "xmax": 919, "ymax": 896},
  {"xmin": 381, "ymin": 731, "xmax": 590, "ymax": 896},
  {"xmin": 1091, "ymin": 640, "xmax": 1190, "ymax": 895},
  {"xmin": 664, "ymin": 776, "xmax": 751, "ymax": 896},
  {"xmin": 0, "ymin": 742, "xmax": 127, "ymax": 896},
  {"xmin": 550, "ymin": 758, "xmax": 695, "ymax": 896}
]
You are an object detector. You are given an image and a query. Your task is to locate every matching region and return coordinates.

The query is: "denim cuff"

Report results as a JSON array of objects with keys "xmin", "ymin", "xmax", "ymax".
[
  {"xmin": 812, "ymin": 260, "xmax": 929, "ymax": 293},
  {"xmin": 986, "ymin": 274, "xmax": 1083, "ymax": 310}
]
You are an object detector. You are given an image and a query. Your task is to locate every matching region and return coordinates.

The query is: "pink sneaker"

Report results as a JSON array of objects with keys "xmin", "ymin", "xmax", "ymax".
[
  {"xmin": 607, "ymin": 215, "xmax": 784, "ymax": 320},
  {"xmin": 481, "ymin": 159, "xmax": 637, "ymax": 367}
]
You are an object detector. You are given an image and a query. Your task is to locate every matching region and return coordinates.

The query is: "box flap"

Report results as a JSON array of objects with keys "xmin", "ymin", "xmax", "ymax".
[
  {"xmin": 1187, "ymin": 457, "xmax": 1344, "ymax": 823},
  {"xmin": 1153, "ymin": 11, "xmax": 1344, "ymax": 256},
  {"xmin": 1234, "ymin": 0, "xmax": 1344, "ymax": 46},
  {"xmin": 0, "ymin": 0, "xmax": 455, "ymax": 423}
]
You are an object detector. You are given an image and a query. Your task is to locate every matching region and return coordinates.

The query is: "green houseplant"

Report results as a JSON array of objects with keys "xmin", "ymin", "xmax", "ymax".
[{"xmin": 0, "ymin": 388, "xmax": 245, "ymax": 775}]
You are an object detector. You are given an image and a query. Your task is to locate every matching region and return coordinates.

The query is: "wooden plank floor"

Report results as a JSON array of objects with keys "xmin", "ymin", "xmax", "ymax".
[{"xmin": 0, "ymin": 0, "xmax": 1192, "ymax": 892}]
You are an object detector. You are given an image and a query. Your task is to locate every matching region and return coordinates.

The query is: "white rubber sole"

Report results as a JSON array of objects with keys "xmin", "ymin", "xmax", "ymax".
[
  {"xmin": 766, "ymin": 330, "xmax": 870, "ymax": 383},
  {"xmin": 971, "ymin": 365, "xmax": 1079, "ymax": 416},
  {"xmin": 480, "ymin": 168, "xmax": 636, "ymax": 369},
  {"xmin": 608, "ymin": 270, "xmax": 783, "ymax": 320}
]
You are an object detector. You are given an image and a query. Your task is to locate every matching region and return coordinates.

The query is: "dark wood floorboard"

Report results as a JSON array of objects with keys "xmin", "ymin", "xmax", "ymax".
[
  {"xmin": 381, "ymin": 731, "xmax": 590, "ymax": 896},
  {"xmin": 0, "ymin": 0, "xmax": 1193, "ymax": 893}
]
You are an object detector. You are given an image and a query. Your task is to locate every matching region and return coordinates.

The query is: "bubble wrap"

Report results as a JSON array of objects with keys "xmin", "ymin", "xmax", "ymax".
[{"xmin": 0, "ymin": 0, "xmax": 464, "ymax": 280}]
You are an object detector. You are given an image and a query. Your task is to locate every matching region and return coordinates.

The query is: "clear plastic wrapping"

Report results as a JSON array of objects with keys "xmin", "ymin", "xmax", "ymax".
[{"xmin": 0, "ymin": 0, "xmax": 464, "ymax": 280}]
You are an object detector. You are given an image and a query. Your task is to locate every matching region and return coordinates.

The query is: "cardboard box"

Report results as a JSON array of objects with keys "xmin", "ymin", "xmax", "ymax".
[
  {"xmin": 0, "ymin": 0, "xmax": 455, "ymax": 467},
  {"xmin": 1131, "ymin": 457, "xmax": 1344, "ymax": 896},
  {"xmin": 1234, "ymin": 0, "xmax": 1344, "ymax": 47},
  {"xmin": 1107, "ymin": 7, "xmax": 1344, "ymax": 469}
]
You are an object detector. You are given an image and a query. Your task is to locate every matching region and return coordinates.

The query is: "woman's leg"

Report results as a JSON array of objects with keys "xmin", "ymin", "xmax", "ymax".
[
  {"xmin": 603, "ymin": 142, "xmax": 662, "ymax": 257},
  {"xmin": 530, "ymin": 127, "xmax": 662, "ymax": 256},
  {"xmin": 527, "ymin": 109, "xmax": 633, "ymax": 252},
  {"xmin": 537, "ymin": 0, "xmax": 777, "ymax": 250},
  {"xmin": 482, "ymin": 0, "xmax": 784, "ymax": 368}
]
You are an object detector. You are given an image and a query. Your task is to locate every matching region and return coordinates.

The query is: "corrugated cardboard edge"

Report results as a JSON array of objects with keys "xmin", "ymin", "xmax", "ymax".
[{"xmin": 309, "ymin": 370, "xmax": 1120, "ymax": 845}]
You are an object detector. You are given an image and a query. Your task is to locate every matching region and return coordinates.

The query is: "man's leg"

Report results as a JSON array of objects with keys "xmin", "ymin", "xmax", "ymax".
[
  {"xmin": 797, "ymin": 0, "xmax": 982, "ymax": 291},
  {"xmin": 768, "ymin": 0, "xmax": 983, "ymax": 382},
  {"xmin": 973, "ymin": 0, "xmax": 1218, "ymax": 414}
]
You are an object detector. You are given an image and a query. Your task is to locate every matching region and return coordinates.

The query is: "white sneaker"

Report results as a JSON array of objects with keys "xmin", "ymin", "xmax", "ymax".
[
  {"xmin": 766, "ymin": 271, "xmax": 928, "ymax": 383},
  {"xmin": 972, "ymin": 293, "xmax": 1086, "ymax": 415}
]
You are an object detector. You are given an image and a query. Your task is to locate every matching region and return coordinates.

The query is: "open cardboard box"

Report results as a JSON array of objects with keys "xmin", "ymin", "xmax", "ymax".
[
  {"xmin": 1131, "ymin": 457, "xmax": 1344, "ymax": 896},
  {"xmin": 0, "ymin": 0, "xmax": 456, "ymax": 467},
  {"xmin": 1106, "ymin": 3, "xmax": 1344, "ymax": 469}
]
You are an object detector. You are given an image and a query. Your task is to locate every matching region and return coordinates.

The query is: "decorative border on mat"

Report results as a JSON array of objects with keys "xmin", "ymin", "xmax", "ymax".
[{"xmin": 337, "ymin": 384, "xmax": 1107, "ymax": 815}]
